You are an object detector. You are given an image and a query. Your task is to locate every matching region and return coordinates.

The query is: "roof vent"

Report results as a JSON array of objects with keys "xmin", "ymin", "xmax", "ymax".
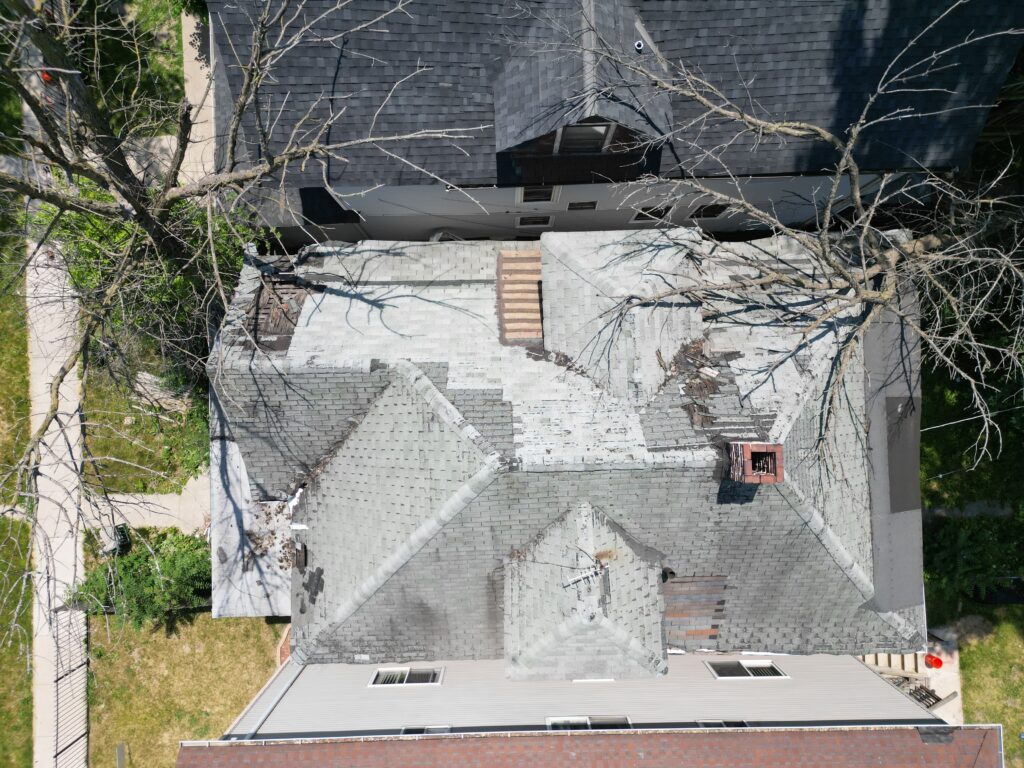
[
  {"xmin": 729, "ymin": 443, "xmax": 784, "ymax": 484},
  {"xmin": 633, "ymin": 40, "xmax": 645, "ymax": 52}
]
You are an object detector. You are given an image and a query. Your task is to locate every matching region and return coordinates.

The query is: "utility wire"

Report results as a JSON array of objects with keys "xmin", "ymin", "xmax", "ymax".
[{"xmin": 920, "ymin": 404, "xmax": 1024, "ymax": 432}]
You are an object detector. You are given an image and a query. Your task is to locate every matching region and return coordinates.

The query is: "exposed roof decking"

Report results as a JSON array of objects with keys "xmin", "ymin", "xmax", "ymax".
[
  {"xmin": 209, "ymin": 229, "xmax": 926, "ymax": 660},
  {"xmin": 497, "ymin": 249, "xmax": 543, "ymax": 345}
]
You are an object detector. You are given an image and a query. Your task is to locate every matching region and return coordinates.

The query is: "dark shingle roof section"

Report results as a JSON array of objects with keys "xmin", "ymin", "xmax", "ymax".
[
  {"xmin": 493, "ymin": 1, "xmax": 673, "ymax": 151},
  {"xmin": 177, "ymin": 726, "xmax": 1005, "ymax": 768},
  {"xmin": 209, "ymin": 0, "xmax": 1023, "ymax": 188}
]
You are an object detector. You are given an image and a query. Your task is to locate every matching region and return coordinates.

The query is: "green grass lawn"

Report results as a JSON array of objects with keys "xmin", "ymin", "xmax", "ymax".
[
  {"xmin": 89, "ymin": 613, "xmax": 281, "ymax": 768},
  {"xmin": 0, "ymin": 201, "xmax": 29, "ymax": 502},
  {"xmin": 0, "ymin": 518, "xmax": 33, "ymax": 768},
  {"xmin": 958, "ymin": 606, "xmax": 1024, "ymax": 768},
  {"xmin": 82, "ymin": 372, "xmax": 208, "ymax": 494}
]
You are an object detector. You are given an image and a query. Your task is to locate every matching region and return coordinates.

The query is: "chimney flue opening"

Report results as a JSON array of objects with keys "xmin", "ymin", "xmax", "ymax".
[{"xmin": 729, "ymin": 442, "xmax": 784, "ymax": 484}]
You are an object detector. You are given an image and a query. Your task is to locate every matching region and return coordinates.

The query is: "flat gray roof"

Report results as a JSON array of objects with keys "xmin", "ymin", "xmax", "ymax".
[{"xmin": 227, "ymin": 653, "xmax": 935, "ymax": 739}]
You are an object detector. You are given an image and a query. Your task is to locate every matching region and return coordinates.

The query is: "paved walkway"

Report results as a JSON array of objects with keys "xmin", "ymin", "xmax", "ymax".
[
  {"xmin": 23, "ymin": 15, "xmax": 215, "ymax": 766},
  {"xmin": 181, "ymin": 12, "xmax": 217, "ymax": 183},
  {"xmin": 928, "ymin": 627, "xmax": 965, "ymax": 725},
  {"xmin": 27, "ymin": 244, "xmax": 88, "ymax": 768},
  {"xmin": 91, "ymin": 472, "xmax": 210, "ymax": 534}
]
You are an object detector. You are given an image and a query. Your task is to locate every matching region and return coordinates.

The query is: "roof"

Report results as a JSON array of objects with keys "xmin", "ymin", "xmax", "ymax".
[
  {"xmin": 208, "ymin": 0, "xmax": 1023, "ymax": 189},
  {"xmin": 504, "ymin": 501, "xmax": 667, "ymax": 679},
  {"xmin": 214, "ymin": 230, "xmax": 827, "ymax": 487},
  {"xmin": 224, "ymin": 653, "xmax": 938, "ymax": 739},
  {"xmin": 178, "ymin": 726, "xmax": 1004, "ymax": 768},
  {"xmin": 209, "ymin": 228, "xmax": 927, "ymax": 660}
]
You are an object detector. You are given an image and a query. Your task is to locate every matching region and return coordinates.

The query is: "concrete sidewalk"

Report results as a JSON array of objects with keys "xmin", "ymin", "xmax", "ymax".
[
  {"xmin": 90, "ymin": 471, "xmax": 210, "ymax": 534},
  {"xmin": 27, "ymin": 245, "xmax": 88, "ymax": 768},
  {"xmin": 23, "ymin": 15, "xmax": 215, "ymax": 766}
]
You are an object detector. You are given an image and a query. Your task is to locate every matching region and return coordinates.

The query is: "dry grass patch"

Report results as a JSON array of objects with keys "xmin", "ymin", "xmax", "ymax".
[
  {"xmin": 0, "ymin": 518, "xmax": 32, "ymax": 768},
  {"xmin": 88, "ymin": 613, "xmax": 281, "ymax": 768},
  {"xmin": 958, "ymin": 607, "xmax": 1024, "ymax": 768}
]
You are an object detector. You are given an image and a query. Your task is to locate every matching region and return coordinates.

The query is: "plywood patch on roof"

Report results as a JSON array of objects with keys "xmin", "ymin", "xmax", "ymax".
[
  {"xmin": 663, "ymin": 575, "xmax": 728, "ymax": 646},
  {"xmin": 497, "ymin": 249, "xmax": 543, "ymax": 346}
]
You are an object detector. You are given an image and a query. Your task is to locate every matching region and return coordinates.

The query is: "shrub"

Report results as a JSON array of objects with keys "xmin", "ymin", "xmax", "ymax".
[
  {"xmin": 923, "ymin": 513, "xmax": 1024, "ymax": 622},
  {"xmin": 74, "ymin": 528, "xmax": 211, "ymax": 628}
]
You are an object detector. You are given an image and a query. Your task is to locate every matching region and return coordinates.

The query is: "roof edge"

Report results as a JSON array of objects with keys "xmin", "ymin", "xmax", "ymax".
[
  {"xmin": 510, "ymin": 613, "xmax": 667, "ymax": 679},
  {"xmin": 291, "ymin": 361, "xmax": 509, "ymax": 664},
  {"xmin": 775, "ymin": 482, "xmax": 922, "ymax": 648}
]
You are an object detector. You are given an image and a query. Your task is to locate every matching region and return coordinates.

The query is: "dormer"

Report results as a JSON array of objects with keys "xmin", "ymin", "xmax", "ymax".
[{"xmin": 493, "ymin": 0, "xmax": 672, "ymax": 186}]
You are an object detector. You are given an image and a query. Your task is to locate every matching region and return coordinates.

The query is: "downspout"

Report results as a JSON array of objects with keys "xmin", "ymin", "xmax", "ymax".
[{"xmin": 581, "ymin": 0, "xmax": 598, "ymax": 117}]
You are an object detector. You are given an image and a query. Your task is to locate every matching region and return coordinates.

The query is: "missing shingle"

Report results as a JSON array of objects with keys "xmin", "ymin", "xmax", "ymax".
[
  {"xmin": 303, "ymin": 566, "xmax": 324, "ymax": 604},
  {"xmin": 917, "ymin": 726, "xmax": 954, "ymax": 744}
]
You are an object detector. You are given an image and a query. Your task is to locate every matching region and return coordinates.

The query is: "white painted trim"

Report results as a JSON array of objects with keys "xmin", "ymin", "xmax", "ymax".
[
  {"xmin": 517, "ymin": 185, "xmax": 560, "ymax": 205},
  {"xmin": 704, "ymin": 659, "xmax": 789, "ymax": 680},
  {"xmin": 630, "ymin": 204, "xmax": 673, "ymax": 223},
  {"xmin": 515, "ymin": 214, "xmax": 554, "ymax": 228},
  {"xmin": 367, "ymin": 666, "xmax": 445, "ymax": 688}
]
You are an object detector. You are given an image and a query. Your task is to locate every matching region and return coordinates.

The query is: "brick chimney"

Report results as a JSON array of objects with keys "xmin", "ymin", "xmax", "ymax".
[{"xmin": 729, "ymin": 443, "xmax": 784, "ymax": 484}]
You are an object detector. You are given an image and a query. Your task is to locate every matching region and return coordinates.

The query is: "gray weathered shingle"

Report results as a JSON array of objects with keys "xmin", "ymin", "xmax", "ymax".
[{"xmin": 209, "ymin": 229, "xmax": 927, "ymax": 663}]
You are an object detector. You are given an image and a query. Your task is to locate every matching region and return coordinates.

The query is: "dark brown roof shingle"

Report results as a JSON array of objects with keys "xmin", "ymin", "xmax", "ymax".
[{"xmin": 177, "ymin": 726, "xmax": 1003, "ymax": 768}]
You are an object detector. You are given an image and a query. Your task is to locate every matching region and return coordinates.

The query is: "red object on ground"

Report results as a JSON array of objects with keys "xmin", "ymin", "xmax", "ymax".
[
  {"xmin": 925, "ymin": 653, "xmax": 944, "ymax": 669},
  {"xmin": 40, "ymin": 70, "xmax": 55, "ymax": 86}
]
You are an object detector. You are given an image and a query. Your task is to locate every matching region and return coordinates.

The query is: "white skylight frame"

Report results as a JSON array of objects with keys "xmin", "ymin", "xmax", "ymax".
[
  {"xmin": 546, "ymin": 716, "xmax": 631, "ymax": 730},
  {"xmin": 401, "ymin": 725, "xmax": 452, "ymax": 735},
  {"xmin": 518, "ymin": 185, "xmax": 560, "ymax": 204},
  {"xmin": 704, "ymin": 659, "xmax": 788, "ymax": 680},
  {"xmin": 631, "ymin": 205, "xmax": 674, "ymax": 223},
  {"xmin": 553, "ymin": 123, "xmax": 615, "ymax": 154},
  {"xmin": 368, "ymin": 667, "xmax": 445, "ymax": 687}
]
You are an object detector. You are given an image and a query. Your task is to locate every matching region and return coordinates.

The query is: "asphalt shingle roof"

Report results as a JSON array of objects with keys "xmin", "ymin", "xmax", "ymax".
[
  {"xmin": 209, "ymin": 229, "xmax": 927, "ymax": 663},
  {"xmin": 177, "ymin": 726, "xmax": 1004, "ymax": 768},
  {"xmin": 208, "ymin": 0, "xmax": 1023, "ymax": 188}
]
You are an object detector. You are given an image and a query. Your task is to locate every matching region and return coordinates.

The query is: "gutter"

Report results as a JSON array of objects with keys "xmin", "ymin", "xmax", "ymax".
[{"xmin": 221, "ymin": 660, "xmax": 305, "ymax": 741}]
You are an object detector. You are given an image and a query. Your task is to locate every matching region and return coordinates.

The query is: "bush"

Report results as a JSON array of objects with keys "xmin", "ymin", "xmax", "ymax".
[
  {"xmin": 174, "ymin": 0, "xmax": 208, "ymax": 17},
  {"xmin": 923, "ymin": 513, "xmax": 1024, "ymax": 623},
  {"xmin": 74, "ymin": 529, "xmax": 211, "ymax": 628}
]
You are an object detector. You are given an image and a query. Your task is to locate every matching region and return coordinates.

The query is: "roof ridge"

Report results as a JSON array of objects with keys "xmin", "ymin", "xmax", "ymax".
[
  {"xmin": 290, "ymin": 362, "xmax": 507, "ymax": 665},
  {"xmin": 510, "ymin": 613, "xmax": 668, "ymax": 678},
  {"xmin": 293, "ymin": 454, "xmax": 505, "ymax": 664},
  {"xmin": 776, "ymin": 481, "xmax": 922, "ymax": 647},
  {"xmin": 391, "ymin": 359, "xmax": 500, "ymax": 460}
]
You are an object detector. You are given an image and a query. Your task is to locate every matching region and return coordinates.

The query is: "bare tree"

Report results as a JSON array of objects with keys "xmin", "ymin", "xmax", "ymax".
[
  {"xmin": 0, "ymin": 0, "xmax": 1019, "ymax": 656},
  {"xmin": 547, "ymin": 1, "xmax": 1024, "ymax": 459},
  {"xmin": 0, "ymin": 0, "xmax": 488, "ymax": 660}
]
